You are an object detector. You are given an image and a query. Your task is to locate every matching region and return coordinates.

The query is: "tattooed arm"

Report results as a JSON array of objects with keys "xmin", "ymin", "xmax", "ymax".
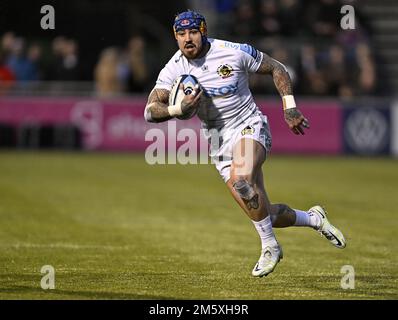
[
  {"xmin": 256, "ymin": 52, "xmax": 293, "ymax": 96},
  {"xmin": 256, "ymin": 53, "xmax": 309, "ymax": 135},
  {"xmin": 144, "ymin": 88, "xmax": 173, "ymax": 123},
  {"xmin": 144, "ymin": 85, "xmax": 203, "ymax": 123}
]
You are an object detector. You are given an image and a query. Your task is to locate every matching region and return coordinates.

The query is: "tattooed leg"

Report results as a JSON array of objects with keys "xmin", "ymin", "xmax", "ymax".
[
  {"xmin": 228, "ymin": 139, "xmax": 270, "ymax": 221},
  {"xmin": 233, "ymin": 179, "xmax": 259, "ymax": 210},
  {"xmin": 227, "ymin": 176, "xmax": 270, "ymax": 222},
  {"xmin": 254, "ymin": 170, "xmax": 296, "ymax": 227},
  {"xmin": 269, "ymin": 203, "xmax": 296, "ymax": 228}
]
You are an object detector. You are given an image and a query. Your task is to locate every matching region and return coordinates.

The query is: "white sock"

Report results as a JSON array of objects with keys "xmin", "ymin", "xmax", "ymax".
[
  {"xmin": 294, "ymin": 209, "xmax": 320, "ymax": 229},
  {"xmin": 252, "ymin": 216, "xmax": 278, "ymax": 249}
]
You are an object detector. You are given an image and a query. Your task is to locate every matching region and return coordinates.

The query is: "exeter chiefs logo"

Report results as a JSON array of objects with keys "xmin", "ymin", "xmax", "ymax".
[
  {"xmin": 217, "ymin": 64, "xmax": 233, "ymax": 79},
  {"xmin": 241, "ymin": 125, "xmax": 255, "ymax": 136}
]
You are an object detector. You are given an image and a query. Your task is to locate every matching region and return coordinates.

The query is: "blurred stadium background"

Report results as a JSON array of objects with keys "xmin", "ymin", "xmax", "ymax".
[
  {"xmin": 0, "ymin": 0, "xmax": 397, "ymax": 153},
  {"xmin": 0, "ymin": 0, "xmax": 397, "ymax": 299}
]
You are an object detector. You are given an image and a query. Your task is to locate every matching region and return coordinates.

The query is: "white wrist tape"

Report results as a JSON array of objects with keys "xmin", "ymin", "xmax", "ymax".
[
  {"xmin": 282, "ymin": 95, "xmax": 296, "ymax": 110},
  {"xmin": 168, "ymin": 104, "xmax": 183, "ymax": 117}
]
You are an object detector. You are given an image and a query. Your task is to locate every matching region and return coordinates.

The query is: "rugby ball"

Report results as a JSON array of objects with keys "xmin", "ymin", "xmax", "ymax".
[{"xmin": 169, "ymin": 74, "xmax": 200, "ymax": 120}]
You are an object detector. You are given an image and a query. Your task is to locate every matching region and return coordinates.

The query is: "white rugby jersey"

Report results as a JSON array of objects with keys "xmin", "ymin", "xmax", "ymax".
[{"xmin": 154, "ymin": 38, "xmax": 265, "ymax": 129}]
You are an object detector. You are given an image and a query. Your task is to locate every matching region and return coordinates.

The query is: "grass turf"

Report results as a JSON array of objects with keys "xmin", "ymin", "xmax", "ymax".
[{"xmin": 0, "ymin": 151, "xmax": 397, "ymax": 299}]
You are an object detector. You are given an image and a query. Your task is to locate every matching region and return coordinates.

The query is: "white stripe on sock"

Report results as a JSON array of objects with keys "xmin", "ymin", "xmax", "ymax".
[
  {"xmin": 252, "ymin": 216, "xmax": 278, "ymax": 249},
  {"xmin": 294, "ymin": 209, "xmax": 319, "ymax": 228}
]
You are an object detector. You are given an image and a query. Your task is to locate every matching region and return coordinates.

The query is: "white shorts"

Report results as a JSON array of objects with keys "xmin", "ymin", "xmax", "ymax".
[{"xmin": 206, "ymin": 113, "xmax": 272, "ymax": 183}]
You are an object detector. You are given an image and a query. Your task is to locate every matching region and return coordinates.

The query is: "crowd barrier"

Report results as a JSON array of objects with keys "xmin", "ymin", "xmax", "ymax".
[{"xmin": 0, "ymin": 96, "xmax": 396, "ymax": 156}]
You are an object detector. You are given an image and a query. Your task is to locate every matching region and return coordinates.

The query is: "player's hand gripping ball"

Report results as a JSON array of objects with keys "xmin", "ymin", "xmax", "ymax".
[{"xmin": 169, "ymin": 74, "xmax": 201, "ymax": 120}]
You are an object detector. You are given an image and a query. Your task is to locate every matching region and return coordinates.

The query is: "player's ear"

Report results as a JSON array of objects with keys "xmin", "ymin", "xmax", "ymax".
[
  {"xmin": 199, "ymin": 21, "xmax": 207, "ymax": 37},
  {"xmin": 173, "ymin": 27, "xmax": 179, "ymax": 41}
]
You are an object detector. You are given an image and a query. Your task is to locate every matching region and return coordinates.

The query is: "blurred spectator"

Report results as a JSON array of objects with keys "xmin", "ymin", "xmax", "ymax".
[
  {"xmin": 299, "ymin": 44, "xmax": 329, "ymax": 95},
  {"xmin": 305, "ymin": 0, "xmax": 341, "ymax": 38},
  {"xmin": 258, "ymin": 0, "xmax": 281, "ymax": 36},
  {"xmin": 214, "ymin": 0, "xmax": 237, "ymax": 37},
  {"xmin": 0, "ymin": 50, "xmax": 15, "ymax": 95},
  {"xmin": 46, "ymin": 36, "xmax": 66, "ymax": 80},
  {"xmin": 0, "ymin": 1, "xmax": 380, "ymax": 98},
  {"xmin": 94, "ymin": 47, "xmax": 125, "ymax": 97},
  {"xmin": 321, "ymin": 44, "xmax": 352, "ymax": 96},
  {"xmin": 47, "ymin": 37, "xmax": 80, "ymax": 81},
  {"xmin": 232, "ymin": 0, "xmax": 256, "ymax": 38},
  {"xmin": 126, "ymin": 35, "xmax": 149, "ymax": 93},
  {"xmin": 6, "ymin": 37, "xmax": 40, "ymax": 81},
  {"xmin": 336, "ymin": 23, "xmax": 369, "ymax": 54},
  {"xmin": 62, "ymin": 39, "xmax": 80, "ymax": 80},
  {"xmin": 191, "ymin": 0, "xmax": 238, "ymax": 38},
  {"xmin": 279, "ymin": 0, "xmax": 302, "ymax": 36},
  {"xmin": 355, "ymin": 43, "xmax": 376, "ymax": 95},
  {"xmin": 52, "ymin": 36, "xmax": 67, "ymax": 58},
  {"xmin": 1, "ymin": 32, "xmax": 16, "ymax": 59},
  {"xmin": 27, "ymin": 43, "xmax": 43, "ymax": 80}
]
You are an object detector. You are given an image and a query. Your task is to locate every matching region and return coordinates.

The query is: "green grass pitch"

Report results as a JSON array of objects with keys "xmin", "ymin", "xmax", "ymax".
[{"xmin": 0, "ymin": 151, "xmax": 397, "ymax": 299}]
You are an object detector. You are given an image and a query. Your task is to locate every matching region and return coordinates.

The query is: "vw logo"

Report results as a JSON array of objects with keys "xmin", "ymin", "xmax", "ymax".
[{"xmin": 345, "ymin": 108, "xmax": 389, "ymax": 154}]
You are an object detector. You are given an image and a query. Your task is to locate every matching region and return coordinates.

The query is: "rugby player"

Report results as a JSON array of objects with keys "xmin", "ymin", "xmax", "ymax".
[{"xmin": 144, "ymin": 10, "xmax": 346, "ymax": 277}]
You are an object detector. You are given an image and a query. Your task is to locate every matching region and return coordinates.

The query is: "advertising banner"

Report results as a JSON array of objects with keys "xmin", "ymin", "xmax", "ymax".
[
  {"xmin": 258, "ymin": 100, "xmax": 342, "ymax": 154},
  {"xmin": 0, "ymin": 97, "xmax": 342, "ymax": 154}
]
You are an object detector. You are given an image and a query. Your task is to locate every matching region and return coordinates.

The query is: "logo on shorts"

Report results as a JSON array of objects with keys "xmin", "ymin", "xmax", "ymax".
[
  {"xmin": 241, "ymin": 125, "xmax": 255, "ymax": 136},
  {"xmin": 217, "ymin": 64, "xmax": 234, "ymax": 79}
]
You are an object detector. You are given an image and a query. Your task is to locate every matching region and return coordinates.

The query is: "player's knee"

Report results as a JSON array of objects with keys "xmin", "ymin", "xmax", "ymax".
[
  {"xmin": 231, "ymin": 173, "xmax": 248, "ymax": 184},
  {"xmin": 230, "ymin": 170, "xmax": 254, "ymax": 185}
]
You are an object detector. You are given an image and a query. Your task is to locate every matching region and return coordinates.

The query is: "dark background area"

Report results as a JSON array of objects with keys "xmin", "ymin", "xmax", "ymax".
[
  {"xmin": 0, "ymin": 0, "xmax": 188, "ymax": 80},
  {"xmin": 0, "ymin": 0, "xmax": 395, "ymax": 97}
]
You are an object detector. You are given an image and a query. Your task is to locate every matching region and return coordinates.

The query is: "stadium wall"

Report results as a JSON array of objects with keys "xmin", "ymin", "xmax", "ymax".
[{"xmin": 0, "ymin": 97, "xmax": 395, "ymax": 156}]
